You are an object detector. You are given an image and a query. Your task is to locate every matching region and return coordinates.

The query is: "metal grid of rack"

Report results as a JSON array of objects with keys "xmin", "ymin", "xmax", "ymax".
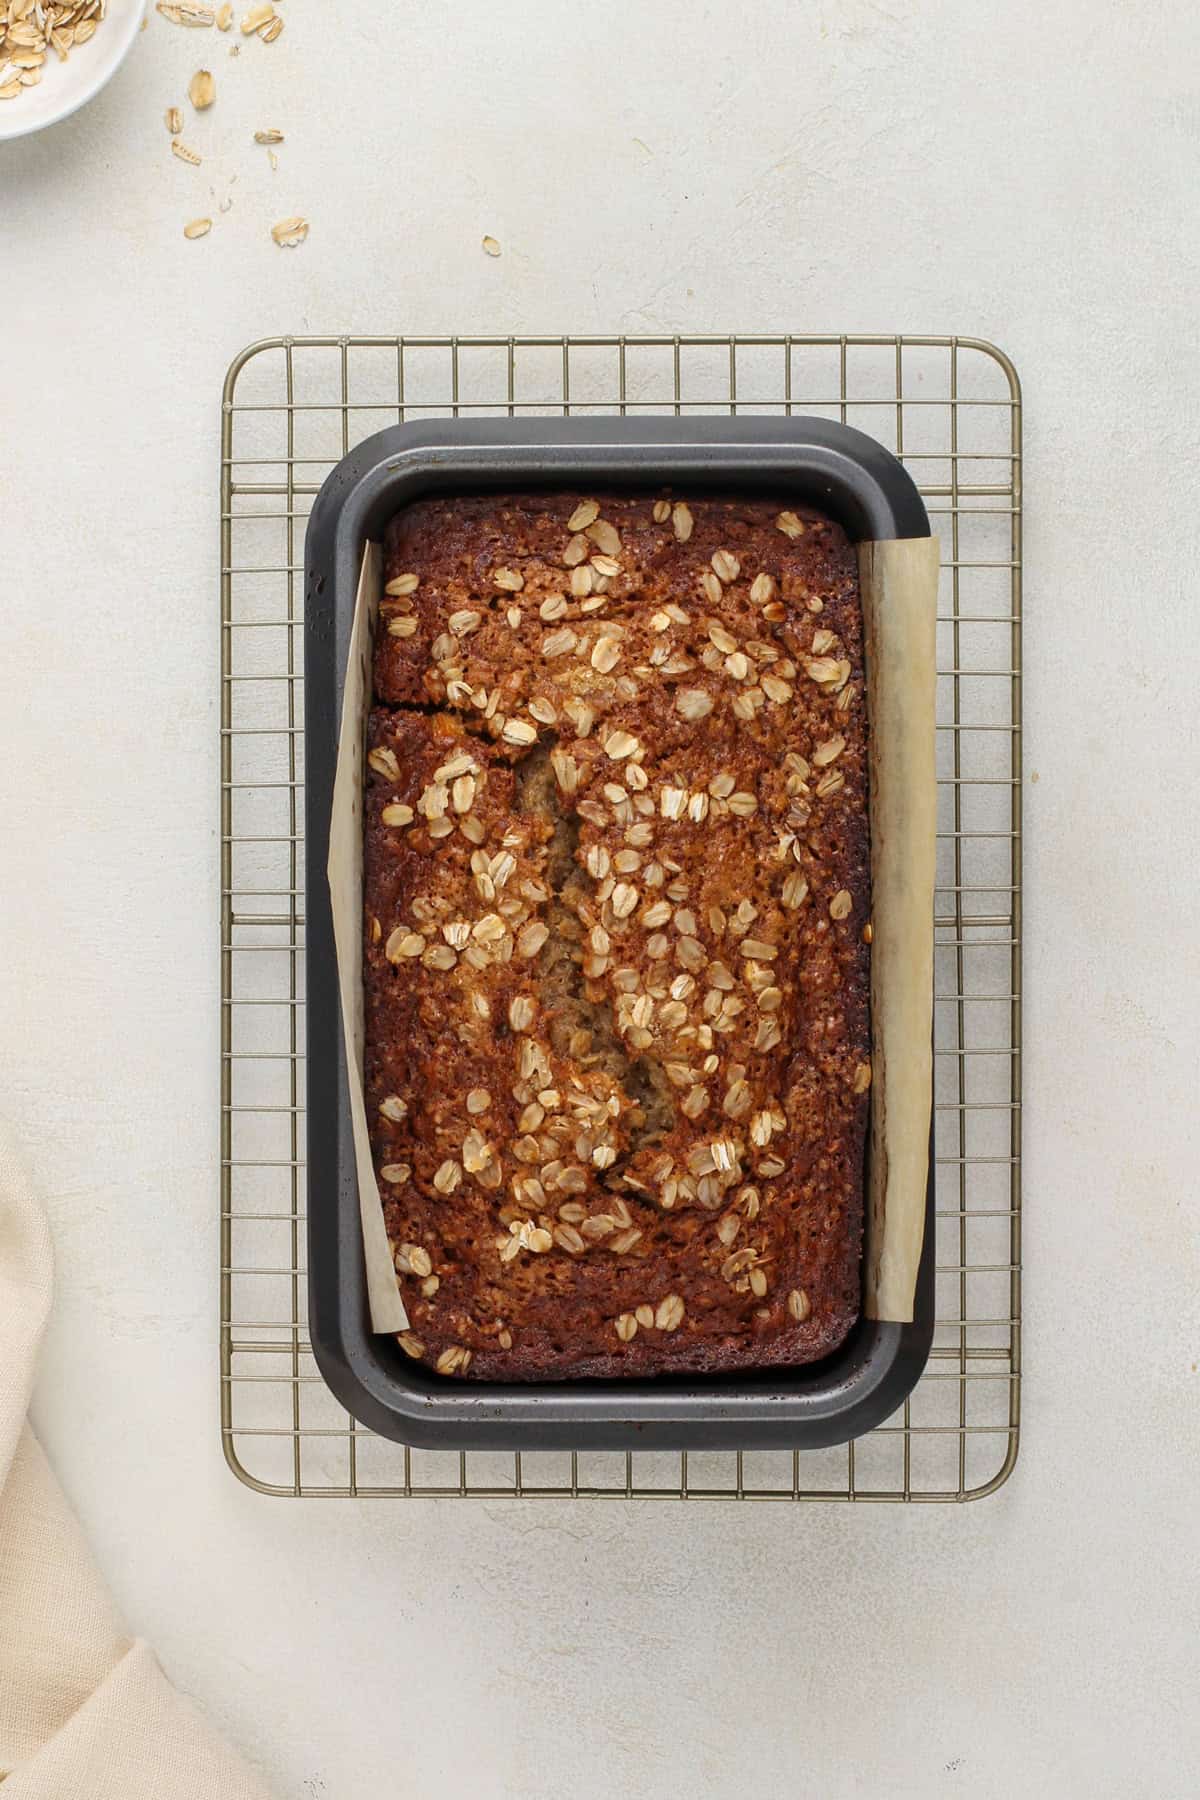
[{"xmin": 220, "ymin": 333, "xmax": 1022, "ymax": 1502}]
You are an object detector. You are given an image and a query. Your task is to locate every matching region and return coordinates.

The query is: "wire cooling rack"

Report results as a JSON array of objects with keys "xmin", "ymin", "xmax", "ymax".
[{"xmin": 220, "ymin": 334, "xmax": 1022, "ymax": 1502}]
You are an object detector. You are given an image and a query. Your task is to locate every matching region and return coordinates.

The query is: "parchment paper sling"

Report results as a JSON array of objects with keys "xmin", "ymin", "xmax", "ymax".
[{"xmin": 329, "ymin": 535, "xmax": 940, "ymax": 1331}]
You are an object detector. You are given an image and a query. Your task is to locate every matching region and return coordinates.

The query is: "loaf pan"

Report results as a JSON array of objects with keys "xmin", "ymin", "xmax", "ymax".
[{"xmin": 304, "ymin": 416, "xmax": 934, "ymax": 1451}]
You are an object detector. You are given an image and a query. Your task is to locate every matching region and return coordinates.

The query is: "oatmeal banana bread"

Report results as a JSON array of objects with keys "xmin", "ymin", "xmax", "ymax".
[{"xmin": 363, "ymin": 492, "xmax": 871, "ymax": 1379}]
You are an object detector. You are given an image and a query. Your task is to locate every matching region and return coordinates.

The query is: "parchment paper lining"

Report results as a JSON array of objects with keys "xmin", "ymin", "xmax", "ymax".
[
  {"xmin": 329, "ymin": 533, "xmax": 939, "ymax": 1334},
  {"xmin": 860, "ymin": 537, "xmax": 939, "ymax": 1322},
  {"xmin": 327, "ymin": 542, "xmax": 408, "ymax": 1332}
]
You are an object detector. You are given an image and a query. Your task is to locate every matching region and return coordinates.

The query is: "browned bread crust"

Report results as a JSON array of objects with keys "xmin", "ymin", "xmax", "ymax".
[{"xmin": 363, "ymin": 492, "xmax": 870, "ymax": 1380}]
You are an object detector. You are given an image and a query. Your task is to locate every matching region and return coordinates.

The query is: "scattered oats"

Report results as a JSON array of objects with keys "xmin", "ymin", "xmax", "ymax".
[
  {"xmin": 502, "ymin": 717, "xmax": 538, "ymax": 746},
  {"xmin": 493, "ymin": 566, "xmax": 523, "ymax": 592},
  {"xmin": 775, "ymin": 509, "xmax": 805, "ymax": 538},
  {"xmin": 788, "ymin": 1288, "xmax": 812, "ymax": 1322},
  {"xmin": 385, "ymin": 929, "xmax": 425, "ymax": 961},
  {"xmin": 723, "ymin": 1079, "xmax": 752, "ymax": 1119},
  {"xmin": 158, "ymin": 2, "xmax": 217, "ymax": 22},
  {"xmin": 508, "ymin": 995, "xmax": 536, "ymax": 1030},
  {"xmin": 548, "ymin": 749, "xmax": 578, "ymax": 796},
  {"xmin": 604, "ymin": 728, "xmax": 639, "ymax": 759},
  {"xmin": 687, "ymin": 791, "xmax": 709, "ymax": 823},
  {"xmin": 451, "ymin": 774, "xmax": 476, "ymax": 814},
  {"xmin": 727, "ymin": 791, "xmax": 758, "ymax": 818},
  {"xmin": 481, "ymin": 234, "xmax": 501, "ymax": 256},
  {"xmin": 700, "ymin": 570, "xmax": 723, "ymax": 607},
  {"xmin": 435, "ymin": 751, "xmax": 475, "ymax": 781},
  {"xmin": 542, "ymin": 626, "xmax": 578, "ymax": 659},
  {"xmin": 610, "ymin": 882, "xmax": 638, "ymax": 919},
  {"xmin": 188, "ymin": 67, "xmax": 215, "ymax": 108},
  {"xmin": 675, "ymin": 688, "xmax": 713, "ymax": 722},
  {"xmin": 271, "ymin": 216, "xmax": 309, "ymax": 247},
  {"xmin": 379, "ymin": 1095, "xmax": 409, "ymax": 1124},
  {"xmin": 591, "ymin": 637, "xmax": 621, "ymax": 674},
  {"xmin": 398, "ymin": 1331, "xmax": 425, "ymax": 1359},
  {"xmin": 165, "ymin": 106, "xmax": 184, "ymax": 133},
  {"xmin": 216, "ymin": 0, "xmax": 233, "ymax": 22},
  {"xmin": 436, "ymin": 1345, "xmax": 471, "ymax": 1375},
  {"xmin": 396, "ymin": 1242, "xmax": 432, "ymax": 1278},
  {"xmin": 517, "ymin": 920, "xmax": 549, "ymax": 958},
  {"xmin": 749, "ymin": 572, "xmax": 776, "ymax": 605},
  {"xmin": 724, "ymin": 651, "xmax": 751, "ymax": 681},
  {"xmin": 829, "ymin": 889, "xmax": 853, "ymax": 920},
  {"xmin": 586, "ymin": 518, "xmax": 621, "ymax": 556},
  {"xmin": 380, "ymin": 802, "xmax": 414, "ymax": 828},
  {"xmin": 671, "ymin": 502, "xmax": 693, "ymax": 542},
  {"xmin": 379, "ymin": 1163, "xmax": 411, "ymax": 1185},
  {"xmin": 171, "ymin": 139, "xmax": 202, "ymax": 164},
  {"xmin": 762, "ymin": 674, "xmax": 794, "ymax": 704},
  {"xmin": 258, "ymin": 12, "xmax": 282, "ymax": 39},
  {"xmin": 240, "ymin": 3, "xmax": 273, "ymax": 30},
  {"xmin": 749, "ymin": 1267, "xmax": 769, "ymax": 1299},
  {"xmin": 183, "ymin": 216, "xmax": 212, "ymax": 239},
  {"xmin": 570, "ymin": 565, "xmax": 594, "ymax": 598},
  {"xmin": 805, "ymin": 654, "xmax": 847, "ymax": 687},
  {"xmin": 615, "ymin": 1312, "xmax": 638, "ymax": 1342},
  {"xmin": 562, "ymin": 532, "xmax": 589, "ymax": 567},
  {"xmin": 655, "ymin": 1293, "xmax": 685, "ymax": 1332},
  {"xmin": 385, "ymin": 572, "xmax": 419, "ymax": 596},
  {"xmin": 652, "ymin": 499, "xmax": 672, "ymax": 523},
  {"xmin": 554, "ymin": 1224, "xmax": 586, "ymax": 1255},
  {"xmin": 567, "ymin": 499, "xmax": 600, "ymax": 531},
  {"xmin": 590, "ymin": 553, "xmax": 621, "ymax": 577},
  {"xmin": 812, "ymin": 734, "xmax": 846, "ymax": 766},
  {"xmin": 711, "ymin": 549, "xmax": 740, "ymax": 583},
  {"xmin": 781, "ymin": 871, "xmax": 808, "ymax": 908},
  {"xmin": 367, "ymin": 746, "xmax": 401, "ymax": 781},
  {"xmin": 741, "ymin": 938, "xmax": 778, "ymax": 962},
  {"xmin": 816, "ymin": 769, "xmax": 845, "ymax": 798}
]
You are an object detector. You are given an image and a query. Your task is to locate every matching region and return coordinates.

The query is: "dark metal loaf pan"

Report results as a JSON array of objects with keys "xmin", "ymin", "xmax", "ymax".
[{"xmin": 304, "ymin": 416, "xmax": 933, "ymax": 1452}]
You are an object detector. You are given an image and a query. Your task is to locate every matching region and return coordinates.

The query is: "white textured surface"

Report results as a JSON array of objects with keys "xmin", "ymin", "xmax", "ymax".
[{"xmin": 2, "ymin": 2, "xmax": 1198, "ymax": 1795}]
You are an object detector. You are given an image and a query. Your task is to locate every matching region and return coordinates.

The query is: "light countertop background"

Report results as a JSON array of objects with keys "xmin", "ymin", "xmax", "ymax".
[{"xmin": 3, "ymin": 2, "xmax": 1198, "ymax": 1795}]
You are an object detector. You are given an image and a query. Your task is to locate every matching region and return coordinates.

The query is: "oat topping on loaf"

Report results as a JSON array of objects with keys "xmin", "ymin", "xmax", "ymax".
[{"xmin": 363, "ymin": 492, "xmax": 869, "ymax": 1380}]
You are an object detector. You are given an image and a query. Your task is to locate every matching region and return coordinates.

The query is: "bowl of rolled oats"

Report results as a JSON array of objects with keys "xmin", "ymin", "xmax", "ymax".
[{"xmin": 0, "ymin": 0, "xmax": 145, "ymax": 141}]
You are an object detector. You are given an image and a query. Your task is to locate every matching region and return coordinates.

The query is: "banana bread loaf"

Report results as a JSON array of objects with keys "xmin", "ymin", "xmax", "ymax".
[{"xmin": 363, "ymin": 491, "xmax": 870, "ymax": 1379}]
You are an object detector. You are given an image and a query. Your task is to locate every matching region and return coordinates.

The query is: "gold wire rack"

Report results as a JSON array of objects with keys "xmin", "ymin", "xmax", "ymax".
[{"xmin": 220, "ymin": 333, "xmax": 1022, "ymax": 1502}]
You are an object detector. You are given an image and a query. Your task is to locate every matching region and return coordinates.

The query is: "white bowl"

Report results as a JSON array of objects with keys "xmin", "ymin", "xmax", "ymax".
[{"xmin": 0, "ymin": 0, "xmax": 146, "ymax": 142}]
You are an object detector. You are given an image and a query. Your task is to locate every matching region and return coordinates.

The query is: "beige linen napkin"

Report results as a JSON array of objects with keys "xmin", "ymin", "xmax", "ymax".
[{"xmin": 0, "ymin": 1125, "xmax": 276, "ymax": 1798}]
